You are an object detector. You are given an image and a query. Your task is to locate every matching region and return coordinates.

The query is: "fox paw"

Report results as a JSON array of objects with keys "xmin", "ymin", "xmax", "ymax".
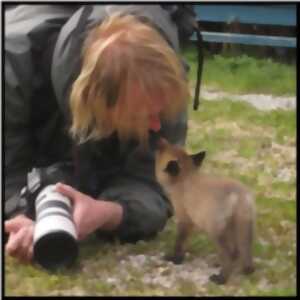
[
  {"xmin": 164, "ymin": 254, "xmax": 184, "ymax": 264},
  {"xmin": 243, "ymin": 265, "xmax": 255, "ymax": 275},
  {"xmin": 209, "ymin": 273, "xmax": 226, "ymax": 285},
  {"xmin": 212, "ymin": 261, "xmax": 220, "ymax": 268}
]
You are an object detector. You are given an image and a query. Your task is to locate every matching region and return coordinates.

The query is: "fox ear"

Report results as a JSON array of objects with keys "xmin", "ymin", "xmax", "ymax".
[
  {"xmin": 164, "ymin": 160, "xmax": 180, "ymax": 176},
  {"xmin": 191, "ymin": 151, "xmax": 206, "ymax": 167}
]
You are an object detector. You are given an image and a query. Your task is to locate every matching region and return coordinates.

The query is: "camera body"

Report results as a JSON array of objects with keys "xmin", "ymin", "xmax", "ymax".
[{"xmin": 21, "ymin": 164, "xmax": 78, "ymax": 270}]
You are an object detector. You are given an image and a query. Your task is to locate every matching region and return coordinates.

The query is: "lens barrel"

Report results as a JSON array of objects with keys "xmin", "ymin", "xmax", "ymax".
[{"xmin": 33, "ymin": 185, "xmax": 78, "ymax": 270}]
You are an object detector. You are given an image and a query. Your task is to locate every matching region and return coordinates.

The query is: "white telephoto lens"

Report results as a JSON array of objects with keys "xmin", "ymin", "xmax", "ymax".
[
  {"xmin": 33, "ymin": 185, "xmax": 78, "ymax": 270},
  {"xmin": 34, "ymin": 185, "xmax": 77, "ymax": 242}
]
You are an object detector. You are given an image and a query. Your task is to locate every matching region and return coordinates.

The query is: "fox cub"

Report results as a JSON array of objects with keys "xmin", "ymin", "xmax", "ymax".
[{"xmin": 155, "ymin": 138, "xmax": 255, "ymax": 284}]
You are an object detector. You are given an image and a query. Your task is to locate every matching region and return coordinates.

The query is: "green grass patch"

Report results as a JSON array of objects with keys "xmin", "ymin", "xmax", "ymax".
[
  {"xmin": 182, "ymin": 46, "xmax": 296, "ymax": 96},
  {"xmin": 188, "ymin": 100, "xmax": 296, "ymax": 141}
]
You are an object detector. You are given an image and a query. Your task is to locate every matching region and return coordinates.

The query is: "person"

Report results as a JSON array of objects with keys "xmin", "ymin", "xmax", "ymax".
[{"xmin": 4, "ymin": 4, "xmax": 197, "ymax": 264}]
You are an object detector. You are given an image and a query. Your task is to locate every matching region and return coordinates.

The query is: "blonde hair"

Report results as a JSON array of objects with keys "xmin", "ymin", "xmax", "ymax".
[{"xmin": 70, "ymin": 13, "xmax": 189, "ymax": 147}]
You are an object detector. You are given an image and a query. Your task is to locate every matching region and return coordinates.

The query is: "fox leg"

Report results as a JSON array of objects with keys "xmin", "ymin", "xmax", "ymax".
[
  {"xmin": 210, "ymin": 234, "xmax": 235, "ymax": 284},
  {"xmin": 165, "ymin": 221, "xmax": 192, "ymax": 264},
  {"xmin": 224, "ymin": 221, "xmax": 239, "ymax": 261},
  {"xmin": 212, "ymin": 224, "xmax": 238, "ymax": 268},
  {"xmin": 237, "ymin": 219, "xmax": 255, "ymax": 275}
]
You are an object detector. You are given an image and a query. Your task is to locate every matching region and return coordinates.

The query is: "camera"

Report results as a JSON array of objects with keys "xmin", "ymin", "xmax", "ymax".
[{"xmin": 21, "ymin": 164, "xmax": 78, "ymax": 270}]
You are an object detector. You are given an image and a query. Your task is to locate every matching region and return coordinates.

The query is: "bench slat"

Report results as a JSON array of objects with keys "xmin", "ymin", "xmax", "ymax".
[
  {"xmin": 194, "ymin": 5, "xmax": 296, "ymax": 27},
  {"xmin": 191, "ymin": 31, "xmax": 296, "ymax": 48}
]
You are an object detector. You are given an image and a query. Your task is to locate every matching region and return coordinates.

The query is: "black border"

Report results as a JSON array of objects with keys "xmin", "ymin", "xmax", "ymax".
[{"xmin": 1, "ymin": 1, "xmax": 299, "ymax": 298}]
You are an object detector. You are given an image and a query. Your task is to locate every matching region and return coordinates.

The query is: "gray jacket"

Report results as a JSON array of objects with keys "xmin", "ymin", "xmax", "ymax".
[{"xmin": 5, "ymin": 4, "xmax": 190, "ymax": 242}]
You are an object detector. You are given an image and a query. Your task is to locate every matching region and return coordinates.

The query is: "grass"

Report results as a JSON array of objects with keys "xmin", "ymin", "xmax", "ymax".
[
  {"xmin": 182, "ymin": 45, "xmax": 296, "ymax": 96},
  {"xmin": 4, "ymin": 53, "xmax": 296, "ymax": 296},
  {"xmin": 5, "ymin": 99, "xmax": 296, "ymax": 296}
]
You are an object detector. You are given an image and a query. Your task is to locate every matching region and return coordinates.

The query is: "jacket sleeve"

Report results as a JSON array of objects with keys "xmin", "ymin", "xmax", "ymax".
[
  {"xmin": 97, "ymin": 176, "xmax": 173, "ymax": 243},
  {"xmin": 95, "ymin": 133, "xmax": 180, "ymax": 243},
  {"xmin": 4, "ymin": 5, "xmax": 78, "ymax": 218}
]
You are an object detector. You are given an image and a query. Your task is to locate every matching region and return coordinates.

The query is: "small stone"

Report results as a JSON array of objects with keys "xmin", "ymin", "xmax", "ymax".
[
  {"xmin": 276, "ymin": 168, "xmax": 292, "ymax": 182},
  {"xmin": 106, "ymin": 277, "xmax": 118, "ymax": 285}
]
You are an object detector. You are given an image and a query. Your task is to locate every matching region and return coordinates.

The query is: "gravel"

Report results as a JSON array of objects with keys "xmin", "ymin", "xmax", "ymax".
[
  {"xmin": 201, "ymin": 88, "xmax": 296, "ymax": 111},
  {"xmin": 111, "ymin": 253, "xmax": 220, "ymax": 291}
]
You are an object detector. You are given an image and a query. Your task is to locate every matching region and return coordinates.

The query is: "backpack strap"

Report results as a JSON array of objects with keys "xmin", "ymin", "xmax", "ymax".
[
  {"xmin": 193, "ymin": 22, "xmax": 204, "ymax": 110},
  {"xmin": 163, "ymin": 5, "xmax": 204, "ymax": 110}
]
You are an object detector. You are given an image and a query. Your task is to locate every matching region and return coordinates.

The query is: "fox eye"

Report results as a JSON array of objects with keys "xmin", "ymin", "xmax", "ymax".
[{"xmin": 164, "ymin": 160, "xmax": 180, "ymax": 176}]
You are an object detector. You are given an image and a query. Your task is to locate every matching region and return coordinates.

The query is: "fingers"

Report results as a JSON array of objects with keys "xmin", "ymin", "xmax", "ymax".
[
  {"xmin": 6, "ymin": 229, "xmax": 25, "ymax": 257},
  {"xmin": 55, "ymin": 183, "xmax": 81, "ymax": 202},
  {"xmin": 6, "ymin": 225, "xmax": 34, "ymax": 263},
  {"xmin": 26, "ymin": 245, "xmax": 34, "ymax": 262},
  {"xmin": 5, "ymin": 215, "xmax": 32, "ymax": 234},
  {"xmin": 5, "ymin": 219, "xmax": 20, "ymax": 234},
  {"xmin": 5, "ymin": 232, "xmax": 20, "ymax": 256},
  {"xmin": 20, "ymin": 227, "xmax": 34, "ymax": 262}
]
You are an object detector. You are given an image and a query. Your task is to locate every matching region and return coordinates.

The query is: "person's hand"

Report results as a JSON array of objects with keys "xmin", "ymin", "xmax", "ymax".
[
  {"xmin": 5, "ymin": 214, "xmax": 35, "ymax": 263},
  {"xmin": 55, "ymin": 183, "xmax": 123, "ymax": 240}
]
